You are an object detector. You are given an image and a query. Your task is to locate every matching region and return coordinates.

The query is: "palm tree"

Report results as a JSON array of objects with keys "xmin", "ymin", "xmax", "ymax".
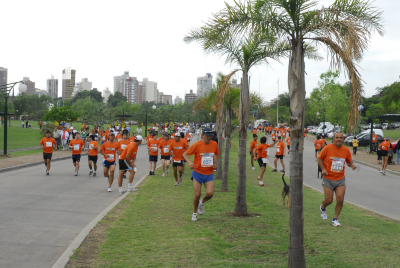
[
  {"xmin": 209, "ymin": 0, "xmax": 384, "ymax": 266},
  {"xmin": 185, "ymin": 19, "xmax": 289, "ymax": 215}
]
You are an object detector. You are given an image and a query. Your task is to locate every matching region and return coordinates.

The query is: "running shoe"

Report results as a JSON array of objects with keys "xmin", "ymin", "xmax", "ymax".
[
  {"xmin": 257, "ymin": 176, "xmax": 260, "ymax": 181},
  {"xmin": 75, "ymin": 171, "xmax": 78, "ymax": 176},
  {"xmin": 259, "ymin": 181, "xmax": 264, "ymax": 186},
  {"xmin": 166, "ymin": 169, "xmax": 169, "ymax": 175},
  {"xmin": 380, "ymin": 170, "xmax": 384, "ymax": 174},
  {"xmin": 252, "ymin": 167, "xmax": 256, "ymax": 170},
  {"xmin": 179, "ymin": 175, "xmax": 183, "ymax": 183},
  {"xmin": 127, "ymin": 186, "xmax": 138, "ymax": 192},
  {"xmin": 280, "ymin": 170, "xmax": 285, "ymax": 173},
  {"xmin": 89, "ymin": 171, "xmax": 93, "ymax": 175},
  {"xmin": 174, "ymin": 181, "xmax": 180, "ymax": 186},
  {"xmin": 119, "ymin": 190, "xmax": 126, "ymax": 196},
  {"xmin": 320, "ymin": 205, "xmax": 327, "ymax": 220},
  {"xmin": 182, "ymin": 171, "xmax": 185, "ymax": 175},
  {"xmin": 191, "ymin": 214, "xmax": 198, "ymax": 221},
  {"xmin": 93, "ymin": 172, "xmax": 96, "ymax": 177},
  {"xmin": 198, "ymin": 201, "xmax": 204, "ymax": 215},
  {"xmin": 272, "ymin": 169, "xmax": 278, "ymax": 172},
  {"xmin": 46, "ymin": 171, "xmax": 49, "ymax": 176},
  {"xmin": 332, "ymin": 219, "xmax": 341, "ymax": 227},
  {"xmin": 108, "ymin": 187, "xmax": 112, "ymax": 192},
  {"xmin": 162, "ymin": 173, "xmax": 165, "ymax": 177},
  {"xmin": 383, "ymin": 170, "xmax": 386, "ymax": 175},
  {"xmin": 149, "ymin": 171, "xmax": 152, "ymax": 175}
]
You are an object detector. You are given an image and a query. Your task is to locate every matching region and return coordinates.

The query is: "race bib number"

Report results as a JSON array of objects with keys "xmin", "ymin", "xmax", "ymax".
[
  {"xmin": 163, "ymin": 147, "xmax": 169, "ymax": 153},
  {"xmin": 102, "ymin": 137, "xmax": 106, "ymax": 141},
  {"xmin": 121, "ymin": 144, "xmax": 127, "ymax": 150},
  {"xmin": 107, "ymin": 154, "xmax": 115, "ymax": 161},
  {"xmin": 151, "ymin": 147, "xmax": 157, "ymax": 152},
  {"xmin": 277, "ymin": 148, "xmax": 280, "ymax": 153},
  {"xmin": 262, "ymin": 158, "xmax": 267, "ymax": 163},
  {"xmin": 201, "ymin": 153, "xmax": 214, "ymax": 167},
  {"xmin": 90, "ymin": 144, "xmax": 94, "ymax": 149},
  {"xmin": 174, "ymin": 160, "xmax": 181, "ymax": 163},
  {"xmin": 331, "ymin": 157, "xmax": 345, "ymax": 172},
  {"xmin": 46, "ymin": 142, "xmax": 52, "ymax": 147},
  {"xmin": 74, "ymin": 144, "xmax": 80, "ymax": 151}
]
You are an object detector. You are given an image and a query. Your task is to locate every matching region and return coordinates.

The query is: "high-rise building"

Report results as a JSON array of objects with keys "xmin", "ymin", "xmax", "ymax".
[
  {"xmin": 197, "ymin": 73, "xmax": 213, "ymax": 97},
  {"xmin": 162, "ymin": 94, "xmax": 172, "ymax": 105},
  {"xmin": 136, "ymin": 82, "xmax": 143, "ymax": 104},
  {"xmin": 185, "ymin": 89, "xmax": 198, "ymax": 103},
  {"xmin": 22, "ymin": 77, "xmax": 36, "ymax": 95},
  {"xmin": 114, "ymin": 71, "xmax": 137, "ymax": 104},
  {"xmin": 72, "ymin": 78, "xmax": 93, "ymax": 97},
  {"xmin": 103, "ymin": 87, "xmax": 112, "ymax": 103},
  {"xmin": 0, "ymin": 67, "xmax": 7, "ymax": 87},
  {"xmin": 157, "ymin": 91, "xmax": 164, "ymax": 103},
  {"xmin": 231, "ymin": 79, "xmax": 241, "ymax": 89},
  {"xmin": 62, "ymin": 68, "xmax": 76, "ymax": 100},
  {"xmin": 35, "ymin": 89, "xmax": 47, "ymax": 97},
  {"xmin": 142, "ymin": 78, "xmax": 158, "ymax": 103},
  {"xmin": 113, "ymin": 71, "xmax": 130, "ymax": 94},
  {"xmin": 174, "ymin": 96, "xmax": 183, "ymax": 105},
  {"xmin": 47, "ymin": 75, "xmax": 58, "ymax": 99}
]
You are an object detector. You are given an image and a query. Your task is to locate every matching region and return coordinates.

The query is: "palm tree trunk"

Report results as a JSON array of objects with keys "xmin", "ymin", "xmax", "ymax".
[
  {"xmin": 235, "ymin": 69, "xmax": 249, "ymax": 215},
  {"xmin": 216, "ymin": 103, "xmax": 224, "ymax": 180},
  {"xmin": 221, "ymin": 107, "xmax": 232, "ymax": 192},
  {"xmin": 287, "ymin": 38, "xmax": 306, "ymax": 268}
]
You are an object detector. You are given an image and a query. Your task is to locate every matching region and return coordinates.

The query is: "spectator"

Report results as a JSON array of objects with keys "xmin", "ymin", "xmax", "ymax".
[
  {"xmin": 22, "ymin": 120, "xmax": 25, "ymax": 128},
  {"xmin": 60, "ymin": 127, "xmax": 70, "ymax": 150},
  {"xmin": 53, "ymin": 127, "xmax": 61, "ymax": 150},
  {"xmin": 26, "ymin": 120, "xmax": 29, "ymax": 128},
  {"xmin": 395, "ymin": 138, "xmax": 400, "ymax": 164},
  {"xmin": 352, "ymin": 137, "xmax": 359, "ymax": 155},
  {"xmin": 39, "ymin": 121, "xmax": 43, "ymax": 129}
]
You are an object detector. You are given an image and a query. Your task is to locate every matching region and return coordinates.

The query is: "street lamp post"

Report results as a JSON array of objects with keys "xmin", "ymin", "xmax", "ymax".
[
  {"xmin": 145, "ymin": 105, "xmax": 156, "ymax": 138},
  {"xmin": 1, "ymin": 81, "xmax": 26, "ymax": 155},
  {"xmin": 317, "ymin": 111, "xmax": 326, "ymax": 137}
]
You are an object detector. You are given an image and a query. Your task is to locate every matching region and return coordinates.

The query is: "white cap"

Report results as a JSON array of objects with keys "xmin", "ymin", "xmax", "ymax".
[{"xmin": 135, "ymin": 135, "xmax": 143, "ymax": 141}]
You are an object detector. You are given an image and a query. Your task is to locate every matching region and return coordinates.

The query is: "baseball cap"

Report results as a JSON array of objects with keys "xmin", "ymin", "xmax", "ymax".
[
  {"xmin": 109, "ymin": 132, "xmax": 115, "ymax": 136},
  {"xmin": 135, "ymin": 135, "xmax": 143, "ymax": 141},
  {"xmin": 202, "ymin": 128, "xmax": 214, "ymax": 136}
]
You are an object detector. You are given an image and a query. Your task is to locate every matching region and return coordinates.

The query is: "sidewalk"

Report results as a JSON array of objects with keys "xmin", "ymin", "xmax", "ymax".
[{"xmin": 0, "ymin": 150, "xmax": 73, "ymax": 170}]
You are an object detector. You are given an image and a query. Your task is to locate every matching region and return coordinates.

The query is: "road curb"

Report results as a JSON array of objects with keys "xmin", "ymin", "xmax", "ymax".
[
  {"xmin": 0, "ymin": 155, "xmax": 77, "ymax": 174},
  {"xmin": 52, "ymin": 163, "xmax": 162, "ymax": 268},
  {"xmin": 352, "ymin": 159, "xmax": 400, "ymax": 176}
]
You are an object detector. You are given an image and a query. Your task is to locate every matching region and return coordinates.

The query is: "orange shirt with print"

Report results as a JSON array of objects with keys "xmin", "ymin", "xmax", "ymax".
[
  {"xmin": 282, "ymin": 131, "xmax": 286, "ymax": 137},
  {"xmin": 379, "ymin": 141, "xmax": 391, "ymax": 151},
  {"xmin": 287, "ymin": 137, "xmax": 291, "ymax": 146},
  {"xmin": 252, "ymin": 130, "xmax": 257, "ymax": 135},
  {"xmin": 120, "ymin": 143, "xmax": 138, "ymax": 161},
  {"xmin": 168, "ymin": 140, "xmax": 188, "ymax": 161},
  {"xmin": 158, "ymin": 139, "xmax": 172, "ymax": 156},
  {"xmin": 101, "ymin": 133, "xmax": 108, "ymax": 142},
  {"xmin": 318, "ymin": 143, "xmax": 352, "ymax": 181},
  {"xmin": 116, "ymin": 134, "xmax": 123, "ymax": 143},
  {"xmin": 264, "ymin": 127, "xmax": 268, "ymax": 132},
  {"xmin": 40, "ymin": 137, "xmax": 57, "ymax": 154},
  {"xmin": 69, "ymin": 139, "xmax": 85, "ymax": 155},
  {"xmin": 315, "ymin": 140, "xmax": 321, "ymax": 150},
  {"xmin": 272, "ymin": 133, "xmax": 277, "ymax": 140},
  {"xmin": 129, "ymin": 136, "xmax": 135, "ymax": 143},
  {"xmin": 185, "ymin": 134, "xmax": 191, "ymax": 141},
  {"xmin": 250, "ymin": 140, "xmax": 258, "ymax": 153},
  {"xmin": 372, "ymin": 135, "xmax": 377, "ymax": 143},
  {"xmin": 276, "ymin": 142, "xmax": 285, "ymax": 155},
  {"xmin": 88, "ymin": 141, "xmax": 99, "ymax": 156},
  {"xmin": 255, "ymin": 143, "xmax": 270, "ymax": 158},
  {"xmin": 118, "ymin": 140, "xmax": 130, "ymax": 153},
  {"xmin": 147, "ymin": 139, "xmax": 160, "ymax": 156},
  {"xmin": 186, "ymin": 140, "xmax": 219, "ymax": 175},
  {"xmin": 100, "ymin": 141, "xmax": 120, "ymax": 162}
]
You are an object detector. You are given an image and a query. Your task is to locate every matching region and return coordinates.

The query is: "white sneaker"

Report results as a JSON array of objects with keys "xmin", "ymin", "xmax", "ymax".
[
  {"xmin": 383, "ymin": 170, "xmax": 386, "ymax": 175},
  {"xmin": 46, "ymin": 171, "xmax": 49, "ymax": 175},
  {"xmin": 320, "ymin": 205, "xmax": 327, "ymax": 220},
  {"xmin": 108, "ymin": 187, "xmax": 112, "ymax": 192},
  {"xmin": 257, "ymin": 176, "xmax": 260, "ymax": 181},
  {"xmin": 75, "ymin": 171, "xmax": 78, "ymax": 176},
  {"xmin": 174, "ymin": 181, "xmax": 180, "ymax": 186},
  {"xmin": 127, "ymin": 186, "xmax": 138, "ymax": 192},
  {"xmin": 162, "ymin": 173, "xmax": 165, "ymax": 177},
  {"xmin": 259, "ymin": 181, "xmax": 264, "ymax": 186},
  {"xmin": 166, "ymin": 169, "xmax": 169, "ymax": 175},
  {"xmin": 252, "ymin": 167, "xmax": 256, "ymax": 170},
  {"xmin": 119, "ymin": 190, "xmax": 126, "ymax": 196},
  {"xmin": 380, "ymin": 170, "xmax": 384, "ymax": 174},
  {"xmin": 198, "ymin": 201, "xmax": 204, "ymax": 215},
  {"xmin": 179, "ymin": 175, "xmax": 183, "ymax": 183},
  {"xmin": 191, "ymin": 214, "xmax": 197, "ymax": 221},
  {"xmin": 332, "ymin": 219, "xmax": 341, "ymax": 227}
]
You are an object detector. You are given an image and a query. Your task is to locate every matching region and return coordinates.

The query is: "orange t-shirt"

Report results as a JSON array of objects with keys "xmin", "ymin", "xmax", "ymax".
[
  {"xmin": 379, "ymin": 141, "xmax": 391, "ymax": 151},
  {"xmin": 185, "ymin": 134, "xmax": 191, "ymax": 141},
  {"xmin": 129, "ymin": 136, "xmax": 136, "ymax": 143},
  {"xmin": 88, "ymin": 141, "xmax": 98, "ymax": 156},
  {"xmin": 116, "ymin": 134, "xmax": 123, "ymax": 143},
  {"xmin": 255, "ymin": 143, "xmax": 270, "ymax": 158},
  {"xmin": 318, "ymin": 143, "xmax": 352, "ymax": 181},
  {"xmin": 372, "ymin": 135, "xmax": 377, "ymax": 143},
  {"xmin": 69, "ymin": 139, "xmax": 85, "ymax": 155},
  {"xmin": 40, "ymin": 137, "xmax": 56, "ymax": 154},
  {"xmin": 100, "ymin": 141, "xmax": 120, "ymax": 162},
  {"xmin": 120, "ymin": 143, "xmax": 138, "ymax": 161},
  {"xmin": 282, "ymin": 131, "xmax": 286, "ymax": 137},
  {"xmin": 252, "ymin": 130, "xmax": 257, "ymax": 135},
  {"xmin": 147, "ymin": 139, "xmax": 160, "ymax": 156},
  {"xmin": 168, "ymin": 140, "xmax": 188, "ymax": 161},
  {"xmin": 118, "ymin": 140, "xmax": 130, "ymax": 153},
  {"xmin": 264, "ymin": 127, "xmax": 268, "ymax": 132},
  {"xmin": 186, "ymin": 140, "xmax": 219, "ymax": 175},
  {"xmin": 287, "ymin": 137, "xmax": 291, "ymax": 146},
  {"xmin": 250, "ymin": 140, "xmax": 258, "ymax": 153},
  {"xmin": 315, "ymin": 140, "xmax": 321, "ymax": 150},
  {"xmin": 147, "ymin": 135, "xmax": 153, "ymax": 142},
  {"xmin": 101, "ymin": 133, "xmax": 108, "ymax": 142},
  {"xmin": 158, "ymin": 139, "xmax": 172, "ymax": 156},
  {"xmin": 272, "ymin": 134, "xmax": 277, "ymax": 140},
  {"xmin": 276, "ymin": 141, "xmax": 285, "ymax": 155}
]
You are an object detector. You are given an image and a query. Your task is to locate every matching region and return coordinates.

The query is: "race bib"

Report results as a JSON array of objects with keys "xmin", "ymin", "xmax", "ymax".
[
  {"xmin": 331, "ymin": 157, "xmax": 345, "ymax": 172},
  {"xmin": 107, "ymin": 154, "xmax": 115, "ymax": 161},
  {"xmin": 46, "ymin": 142, "xmax": 52, "ymax": 147},
  {"xmin": 174, "ymin": 160, "xmax": 181, "ymax": 163},
  {"xmin": 151, "ymin": 147, "xmax": 157, "ymax": 152},
  {"xmin": 121, "ymin": 144, "xmax": 127, "ymax": 150},
  {"xmin": 74, "ymin": 144, "xmax": 80, "ymax": 151},
  {"xmin": 277, "ymin": 148, "xmax": 280, "ymax": 153},
  {"xmin": 102, "ymin": 137, "xmax": 106, "ymax": 141},
  {"xmin": 201, "ymin": 153, "xmax": 214, "ymax": 167},
  {"xmin": 163, "ymin": 147, "xmax": 169, "ymax": 153},
  {"xmin": 262, "ymin": 158, "xmax": 267, "ymax": 163},
  {"xmin": 90, "ymin": 144, "xmax": 94, "ymax": 149}
]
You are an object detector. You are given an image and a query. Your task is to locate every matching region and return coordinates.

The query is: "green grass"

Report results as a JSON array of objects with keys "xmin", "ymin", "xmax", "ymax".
[
  {"xmin": 0, "ymin": 125, "xmax": 42, "ymax": 150},
  {"xmin": 68, "ymin": 135, "xmax": 400, "ymax": 268},
  {"xmin": 383, "ymin": 129, "xmax": 400, "ymax": 141}
]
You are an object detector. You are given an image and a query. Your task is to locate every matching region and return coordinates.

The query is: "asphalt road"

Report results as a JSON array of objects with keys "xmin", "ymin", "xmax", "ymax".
[
  {"xmin": 0, "ymin": 144, "xmax": 160, "ymax": 268},
  {"xmin": 266, "ymin": 137, "xmax": 400, "ymax": 220}
]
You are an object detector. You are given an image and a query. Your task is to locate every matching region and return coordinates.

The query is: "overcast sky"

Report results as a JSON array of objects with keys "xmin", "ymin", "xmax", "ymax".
[{"xmin": 2, "ymin": 0, "xmax": 399, "ymax": 101}]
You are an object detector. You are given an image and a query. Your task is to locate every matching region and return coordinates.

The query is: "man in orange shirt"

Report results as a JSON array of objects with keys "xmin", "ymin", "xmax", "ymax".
[
  {"xmin": 158, "ymin": 133, "xmax": 172, "ymax": 177},
  {"xmin": 372, "ymin": 131, "xmax": 378, "ymax": 152},
  {"xmin": 286, "ymin": 135, "xmax": 291, "ymax": 155},
  {"xmin": 169, "ymin": 133, "xmax": 188, "ymax": 186},
  {"xmin": 379, "ymin": 137, "xmax": 391, "ymax": 175},
  {"xmin": 253, "ymin": 136, "xmax": 277, "ymax": 186},
  {"xmin": 264, "ymin": 126, "xmax": 268, "ymax": 136},
  {"xmin": 271, "ymin": 131, "xmax": 277, "ymax": 142},
  {"xmin": 101, "ymin": 130, "xmax": 108, "ymax": 145},
  {"xmin": 281, "ymin": 128, "xmax": 287, "ymax": 142},
  {"xmin": 147, "ymin": 132, "xmax": 160, "ymax": 175},
  {"xmin": 40, "ymin": 130, "xmax": 57, "ymax": 175},
  {"xmin": 250, "ymin": 134, "xmax": 258, "ymax": 170},
  {"xmin": 314, "ymin": 136, "xmax": 322, "ymax": 159},
  {"xmin": 273, "ymin": 136, "xmax": 286, "ymax": 173},
  {"xmin": 69, "ymin": 132, "xmax": 85, "ymax": 176},
  {"xmin": 185, "ymin": 132, "xmax": 192, "ymax": 144},
  {"xmin": 129, "ymin": 132, "xmax": 136, "ymax": 143},
  {"xmin": 87, "ymin": 135, "xmax": 98, "ymax": 176},
  {"xmin": 183, "ymin": 128, "xmax": 219, "ymax": 221},
  {"xmin": 115, "ymin": 130, "xmax": 123, "ymax": 143},
  {"xmin": 252, "ymin": 128, "xmax": 257, "ymax": 135},
  {"xmin": 100, "ymin": 133, "xmax": 120, "ymax": 192},
  {"xmin": 118, "ymin": 131, "xmax": 131, "ymax": 178},
  {"xmin": 318, "ymin": 132, "xmax": 356, "ymax": 227}
]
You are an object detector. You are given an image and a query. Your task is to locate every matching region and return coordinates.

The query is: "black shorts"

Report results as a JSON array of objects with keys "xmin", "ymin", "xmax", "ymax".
[
  {"xmin": 275, "ymin": 155, "xmax": 283, "ymax": 160},
  {"xmin": 119, "ymin": 159, "xmax": 131, "ymax": 171},
  {"xmin": 257, "ymin": 158, "xmax": 266, "ymax": 167},
  {"xmin": 381, "ymin": 150, "xmax": 389, "ymax": 157},
  {"xmin": 149, "ymin": 155, "xmax": 158, "ymax": 162},
  {"xmin": 315, "ymin": 149, "xmax": 319, "ymax": 153},
  {"xmin": 161, "ymin": 155, "xmax": 171, "ymax": 160},
  {"xmin": 172, "ymin": 160, "xmax": 184, "ymax": 167},
  {"xmin": 88, "ymin": 155, "xmax": 98, "ymax": 163},
  {"xmin": 287, "ymin": 146, "xmax": 290, "ymax": 149},
  {"xmin": 72, "ymin": 154, "xmax": 81, "ymax": 163},
  {"xmin": 43, "ymin": 153, "xmax": 52, "ymax": 160}
]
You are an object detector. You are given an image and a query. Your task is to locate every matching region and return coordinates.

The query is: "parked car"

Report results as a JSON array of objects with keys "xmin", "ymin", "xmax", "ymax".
[
  {"xmin": 387, "ymin": 123, "xmax": 396, "ymax": 130},
  {"xmin": 346, "ymin": 134, "xmax": 385, "ymax": 146},
  {"xmin": 394, "ymin": 122, "xmax": 400, "ymax": 128}
]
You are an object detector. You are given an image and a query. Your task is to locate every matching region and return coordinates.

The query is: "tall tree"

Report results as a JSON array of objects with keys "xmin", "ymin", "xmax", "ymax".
[{"xmin": 42, "ymin": 106, "xmax": 79, "ymax": 123}]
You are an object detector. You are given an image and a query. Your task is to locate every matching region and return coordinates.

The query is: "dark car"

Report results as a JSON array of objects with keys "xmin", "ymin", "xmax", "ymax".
[
  {"xmin": 347, "ymin": 134, "xmax": 384, "ymax": 146},
  {"xmin": 387, "ymin": 123, "xmax": 396, "ymax": 130},
  {"xmin": 374, "ymin": 124, "xmax": 382, "ymax": 129}
]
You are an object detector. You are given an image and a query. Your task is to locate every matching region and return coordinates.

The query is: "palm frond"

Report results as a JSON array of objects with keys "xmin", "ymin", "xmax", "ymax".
[{"xmin": 215, "ymin": 70, "xmax": 240, "ymax": 125}]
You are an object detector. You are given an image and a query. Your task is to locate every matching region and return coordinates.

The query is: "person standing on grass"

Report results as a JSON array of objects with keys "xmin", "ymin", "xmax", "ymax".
[
  {"xmin": 250, "ymin": 134, "xmax": 258, "ymax": 171},
  {"xmin": 183, "ymin": 128, "xmax": 219, "ymax": 222},
  {"xmin": 22, "ymin": 120, "xmax": 24, "ymax": 128},
  {"xmin": 272, "ymin": 136, "xmax": 286, "ymax": 173},
  {"xmin": 53, "ymin": 127, "xmax": 61, "ymax": 150},
  {"xmin": 39, "ymin": 121, "xmax": 43, "ymax": 129},
  {"xmin": 80, "ymin": 128, "xmax": 88, "ymax": 151},
  {"xmin": 158, "ymin": 133, "xmax": 172, "ymax": 177},
  {"xmin": 352, "ymin": 137, "xmax": 359, "ymax": 155},
  {"xmin": 253, "ymin": 136, "xmax": 277, "ymax": 186},
  {"xmin": 40, "ymin": 130, "xmax": 57, "ymax": 175},
  {"xmin": 169, "ymin": 133, "xmax": 188, "ymax": 186},
  {"xmin": 318, "ymin": 132, "xmax": 356, "ymax": 227},
  {"xmin": 60, "ymin": 126, "xmax": 69, "ymax": 150},
  {"xmin": 147, "ymin": 132, "xmax": 160, "ymax": 176},
  {"xmin": 395, "ymin": 138, "xmax": 400, "ymax": 164},
  {"xmin": 26, "ymin": 120, "xmax": 29, "ymax": 128},
  {"xmin": 100, "ymin": 133, "xmax": 120, "ymax": 192},
  {"xmin": 69, "ymin": 132, "xmax": 85, "ymax": 176},
  {"xmin": 87, "ymin": 135, "xmax": 98, "ymax": 176},
  {"xmin": 379, "ymin": 137, "xmax": 391, "ymax": 175}
]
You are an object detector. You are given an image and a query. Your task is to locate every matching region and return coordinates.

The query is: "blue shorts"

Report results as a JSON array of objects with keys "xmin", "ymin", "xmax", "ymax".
[
  {"xmin": 191, "ymin": 170, "xmax": 214, "ymax": 185},
  {"xmin": 149, "ymin": 155, "xmax": 158, "ymax": 162},
  {"xmin": 103, "ymin": 160, "xmax": 116, "ymax": 168},
  {"xmin": 72, "ymin": 154, "xmax": 81, "ymax": 163}
]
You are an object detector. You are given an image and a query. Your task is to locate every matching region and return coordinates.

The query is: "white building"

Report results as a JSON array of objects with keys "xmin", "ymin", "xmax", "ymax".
[
  {"xmin": 197, "ymin": 73, "xmax": 213, "ymax": 97},
  {"xmin": 35, "ymin": 89, "xmax": 48, "ymax": 97},
  {"xmin": 103, "ymin": 87, "xmax": 111, "ymax": 103},
  {"xmin": 47, "ymin": 75, "xmax": 58, "ymax": 99},
  {"xmin": 142, "ymin": 78, "xmax": 158, "ymax": 103},
  {"xmin": 174, "ymin": 96, "xmax": 183, "ymax": 105},
  {"xmin": 114, "ymin": 71, "xmax": 137, "ymax": 104},
  {"xmin": 79, "ymin": 78, "xmax": 92, "ymax": 91}
]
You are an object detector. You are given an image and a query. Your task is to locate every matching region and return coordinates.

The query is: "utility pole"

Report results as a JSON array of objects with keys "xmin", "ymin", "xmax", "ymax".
[{"xmin": 277, "ymin": 79, "xmax": 279, "ymax": 125}]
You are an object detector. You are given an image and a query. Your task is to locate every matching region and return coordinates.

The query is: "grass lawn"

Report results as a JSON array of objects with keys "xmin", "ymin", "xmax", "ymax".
[
  {"xmin": 67, "ymin": 135, "xmax": 400, "ymax": 268},
  {"xmin": 0, "ymin": 125, "xmax": 42, "ymax": 150},
  {"xmin": 383, "ymin": 129, "xmax": 400, "ymax": 141}
]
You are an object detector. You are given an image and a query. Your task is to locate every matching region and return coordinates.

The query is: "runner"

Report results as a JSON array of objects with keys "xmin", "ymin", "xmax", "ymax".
[
  {"xmin": 118, "ymin": 135, "xmax": 143, "ymax": 193},
  {"xmin": 271, "ymin": 131, "xmax": 277, "ymax": 143},
  {"xmin": 87, "ymin": 135, "xmax": 98, "ymax": 176},
  {"xmin": 185, "ymin": 132, "xmax": 192, "ymax": 145},
  {"xmin": 264, "ymin": 126, "xmax": 268, "ymax": 136},
  {"xmin": 101, "ymin": 129, "xmax": 108, "ymax": 145},
  {"xmin": 318, "ymin": 132, "xmax": 357, "ymax": 227},
  {"xmin": 281, "ymin": 128, "xmax": 287, "ymax": 142},
  {"xmin": 272, "ymin": 136, "xmax": 286, "ymax": 173},
  {"xmin": 252, "ymin": 128, "xmax": 257, "ymax": 135},
  {"xmin": 183, "ymin": 128, "xmax": 219, "ymax": 221},
  {"xmin": 116, "ymin": 130, "xmax": 123, "ymax": 143},
  {"xmin": 100, "ymin": 133, "xmax": 120, "ymax": 192},
  {"xmin": 169, "ymin": 132, "xmax": 188, "ymax": 186},
  {"xmin": 118, "ymin": 131, "xmax": 131, "ymax": 178},
  {"xmin": 250, "ymin": 134, "xmax": 258, "ymax": 170},
  {"xmin": 286, "ymin": 135, "xmax": 291, "ymax": 155},
  {"xmin": 40, "ymin": 130, "xmax": 57, "ymax": 175},
  {"xmin": 314, "ymin": 135, "xmax": 322, "ymax": 159},
  {"xmin": 129, "ymin": 132, "xmax": 136, "ymax": 143},
  {"xmin": 147, "ymin": 132, "xmax": 160, "ymax": 175},
  {"xmin": 254, "ymin": 136, "xmax": 277, "ymax": 186},
  {"xmin": 69, "ymin": 132, "xmax": 85, "ymax": 176},
  {"xmin": 158, "ymin": 133, "xmax": 172, "ymax": 177},
  {"xmin": 379, "ymin": 137, "xmax": 391, "ymax": 175},
  {"xmin": 196, "ymin": 128, "xmax": 201, "ymax": 140},
  {"xmin": 181, "ymin": 132, "xmax": 190, "ymax": 175},
  {"xmin": 146, "ymin": 130, "xmax": 154, "ymax": 143}
]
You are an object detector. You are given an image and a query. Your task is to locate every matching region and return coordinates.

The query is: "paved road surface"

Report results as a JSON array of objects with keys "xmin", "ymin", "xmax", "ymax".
[
  {"xmin": 0, "ymin": 144, "xmax": 161, "ymax": 268},
  {"xmin": 266, "ymin": 137, "xmax": 400, "ymax": 220}
]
